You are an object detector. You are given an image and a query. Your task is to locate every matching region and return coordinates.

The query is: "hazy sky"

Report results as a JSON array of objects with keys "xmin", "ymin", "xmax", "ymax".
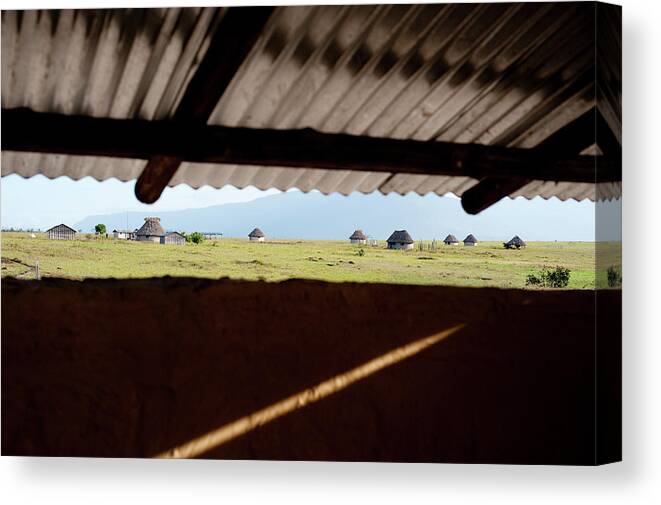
[
  {"xmin": 0, "ymin": 174, "xmax": 621, "ymax": 241},
  {"xmin": 0, "ymin": 174, "xmax": 279, "ymax": 230}
]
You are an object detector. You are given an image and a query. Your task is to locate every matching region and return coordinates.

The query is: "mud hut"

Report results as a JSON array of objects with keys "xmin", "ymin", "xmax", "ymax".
[
  {"xmin": 349, "ymin": 229, "xmax": 367, "ymax": 244},
  {"xmin": 463, "ymin": 234, "xmax": 478, "ymax": 246},
  {"xmin": 386, "ymin": 230, "xmax": 414, "ymax": 250},
  {"xmin": 249, "ymin": 228, "xmax": 266, "ymax": 242},
  {"xmin": 504, "ymin": 235, "xmax": 527, "ymax": 249},
  {"xmin": 443, "ymin": 234, "xmax": 459, "ymax": 245},
  {"xmin": 136, "ymin": 217, "xmax": 165, "ymax": 243}
]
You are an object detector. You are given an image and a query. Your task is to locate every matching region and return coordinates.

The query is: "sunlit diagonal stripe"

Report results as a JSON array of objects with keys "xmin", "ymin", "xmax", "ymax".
[{"xmin": 155, "ymin": 324, "xmax": 466, "ymax": 459}]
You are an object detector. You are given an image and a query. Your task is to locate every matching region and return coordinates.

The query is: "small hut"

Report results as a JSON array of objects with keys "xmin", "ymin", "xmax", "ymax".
[
  {"xmin": 161, "ymin": 231, "xmax": 186, "ymax": 245},
  {"xmin": 463, "ymin": 234, "xmax": 478, "ymax": 246},
  {"xmin": 136, "ymin": 217, "xmax": 165, "ymax": 243},
  {"xmin": 249, "ymin": 228, "xmax": 266, "ymax": 242},
  {"xmin": 504, "ymin": 235, "xmax": 527, "ymax": 249},
  {"xmin": 443, "ymin": 234, "xmax": 459, "ymax": 245},
  {"xmin": 349, "ymin": 229, "xmax": 367, "ymax": 244},
  {"xmin": 46, "ymin": 223, "xmax": 76, "ymax": 240},
  {"xmin": 386, "ymin": 230, "xmax": 414, "ymax": 250}
]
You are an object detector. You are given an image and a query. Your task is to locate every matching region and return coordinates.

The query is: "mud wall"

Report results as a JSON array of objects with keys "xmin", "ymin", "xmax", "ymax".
[{"xmin": 1, "ymin": 277, "xmax": 621, "ymax": 464}]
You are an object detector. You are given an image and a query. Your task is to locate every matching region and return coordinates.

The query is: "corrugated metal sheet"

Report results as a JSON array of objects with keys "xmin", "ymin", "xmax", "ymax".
[{"xmin": 1, "ymin": 4, "xmax": 620, "ymax": 201}]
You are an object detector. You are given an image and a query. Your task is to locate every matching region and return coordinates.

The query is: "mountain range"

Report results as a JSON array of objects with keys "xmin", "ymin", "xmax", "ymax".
[{"xmin": 73, "ymin": 190, "xmax": 614, "ymax": 241}]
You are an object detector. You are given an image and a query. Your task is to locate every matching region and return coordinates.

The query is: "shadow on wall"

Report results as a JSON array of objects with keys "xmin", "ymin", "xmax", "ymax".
[{"xmin": 1, "ymin": 277, "xmax": 621, "ymax": 464}]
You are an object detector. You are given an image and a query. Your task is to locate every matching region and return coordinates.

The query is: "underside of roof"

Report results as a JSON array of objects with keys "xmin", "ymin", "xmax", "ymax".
[{"xmin": 1, "ymin": 3, "xmax": 621, "ymax": 204}]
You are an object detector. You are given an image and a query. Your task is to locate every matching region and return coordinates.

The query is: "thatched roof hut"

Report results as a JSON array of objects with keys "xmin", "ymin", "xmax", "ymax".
[
  {"xmin": 387, "ymin": 230, "xmax": 414, "ymax": 250},
  {"xmin": 349, "ymin": 229, "xmax": 367, "ymax": 243},
  {"xmin": 504, "ymin": 235, "xmax": 527, "ymax": 249},
  {"xmin": 136, "ymin": 217, "xmax": 164, "ymax": 241},
  {"xmin": 463, "ymin": 234, "xmax": 478, "ymax": 246},
  {"xmin": 443, "ymin": 234, "xmax": 459, "ymax": 245},
  {"xmin": 249, "ymin": 228, "xmax": 266, "ymax": 241}
]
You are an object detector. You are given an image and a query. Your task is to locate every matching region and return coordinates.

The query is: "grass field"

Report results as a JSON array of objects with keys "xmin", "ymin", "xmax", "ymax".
[{"xmin": 1, "ymin": 232, "xmax": 621, "ymax": 289}]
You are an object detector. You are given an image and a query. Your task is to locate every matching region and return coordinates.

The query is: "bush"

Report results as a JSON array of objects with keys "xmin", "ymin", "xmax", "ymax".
[
  {"xmin": 607, "ymin": 266, "xmax": 622, "ymax": 287},
  {"xmin": 526, "ymin": 266, "xmax": 571, "ymax": 288},
  {"xmin": 94, "ymin": 223, "xmax": 107, "ymax": 235},
  {"xmin": 357, "ymin": 248, "xmax": 365, "ymax": 257},
  {"xmin": 187, "ymin": 232, "xmax": 205, "ymax": 244}
]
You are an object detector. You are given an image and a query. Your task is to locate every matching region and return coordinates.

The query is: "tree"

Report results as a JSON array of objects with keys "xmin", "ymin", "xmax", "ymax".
[
  {"xmin": 187, "ymin": 231, "xmax": 205, "ymax": 244},
  {"xmin": 95, "ymin": 224, "xmax": 107, "ymax": 235}
]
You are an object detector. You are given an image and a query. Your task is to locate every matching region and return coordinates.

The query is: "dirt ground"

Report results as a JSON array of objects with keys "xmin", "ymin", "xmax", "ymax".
[{"xmin": 1, "ymin": 277, "xmax": 621, "ymax": 464}]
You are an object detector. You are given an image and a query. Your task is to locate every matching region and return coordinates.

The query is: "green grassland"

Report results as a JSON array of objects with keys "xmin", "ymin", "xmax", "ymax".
[{"xmin": 1, "ymin": 233, "xmax": 621, "ymax": 289}]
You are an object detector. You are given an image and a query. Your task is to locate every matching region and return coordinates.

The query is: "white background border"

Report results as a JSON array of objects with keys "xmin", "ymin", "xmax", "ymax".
[{"xmin": 1, "ymin": 1, "xmax": 659, "ymax": 503}]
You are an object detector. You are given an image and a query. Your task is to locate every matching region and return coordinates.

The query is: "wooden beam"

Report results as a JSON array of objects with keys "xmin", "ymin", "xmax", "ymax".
[
  {"xmin": 2, "ymin": 108, "xmax": 621, "ymax": 184},
  {"xmin": 135, "ymin": 6, "xmax": 275, "ymax": 203},
  {"xmin": 461, "ymin": 107, "xmax": 621, "ymax": 214}
]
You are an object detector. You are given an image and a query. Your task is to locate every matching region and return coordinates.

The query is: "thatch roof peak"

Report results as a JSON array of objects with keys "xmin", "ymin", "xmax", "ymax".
[
  {"xmin": 387, "ymin": 230, "xmax": 413, "ymax": 244},
  {"xmin": 136, "ymin": 217, "xmax": 164, "ymax": 236},
  {"xmin": 507, "ymin": 235, "xmax": 526, "ymax": 247},
  {"xmin": 463, "ymin": 234, "xmax": 478, "ymax": 243},
  {"xmin": 443, "ymin": 234, "xmax": 458, "ymax": 243},
  {"xmin": 349, "ymin": 229, "xmax": 367, "ymax": 240},
  {"xmin": 249, "ymin": 228, "xmax": 265, "ymax": 238}
]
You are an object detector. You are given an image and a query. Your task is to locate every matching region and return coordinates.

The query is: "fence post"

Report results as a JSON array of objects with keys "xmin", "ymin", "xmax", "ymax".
[{"xmin": 35, "ymin": 261, "xmax": 40, "ymax": 280}]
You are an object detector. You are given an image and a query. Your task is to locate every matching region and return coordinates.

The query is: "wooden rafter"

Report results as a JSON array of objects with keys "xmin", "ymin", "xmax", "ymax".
[
  {"xmin": 460, "ymin": 107, "xmax": 622, "ymax": 214},
  {"xmin": 134, "ymin": 6, "xmax": 275, "ymax": 204},
  {"xmin": 2, "ymin": 108, "xmax": 621, "ymax": 184}
]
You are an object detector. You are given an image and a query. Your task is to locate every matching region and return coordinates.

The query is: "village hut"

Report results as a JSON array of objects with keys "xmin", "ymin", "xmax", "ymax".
[
  {"xmin": 249, "ymin": 228, "xmax": 266, "ymax": 242},
  {"xmin": 136, "ymin": 217, "xmax": 165, "ymax": 243},
  {"xmin": 386, "ymin": 230, "xmax": 414, "ymax": 250},
  {"xmin": 463, "ymin": 234, "xmax": 478, "ymax": 246},
  {"xmin": 46, "ymin": 223, "xmax": 76, "ymax": 240},
  {"xmin": 443, "ymin": 234, "xmax": 459, "ymax": 245},
  {"xmin": 161, "ymin": 231, "xmax": 186, "ymax": 245},
  {"xmin": 349, "ymin": 229, "xmax": 367, "ymax": 244},
  {"xmin": 504, "ymin": 235, "xmax": 527, "ymax": 249}
]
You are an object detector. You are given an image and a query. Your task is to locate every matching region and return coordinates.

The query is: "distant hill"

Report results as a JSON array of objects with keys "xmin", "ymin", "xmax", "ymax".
[{"xmin": 75, "ymin": 190, "xmax": 603, "ymax": 241}]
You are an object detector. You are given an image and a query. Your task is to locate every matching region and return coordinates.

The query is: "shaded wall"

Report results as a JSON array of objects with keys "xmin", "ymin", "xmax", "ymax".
[{"xmin": 2, "ymin": 277, "xmax": 621, "ymax": 464}]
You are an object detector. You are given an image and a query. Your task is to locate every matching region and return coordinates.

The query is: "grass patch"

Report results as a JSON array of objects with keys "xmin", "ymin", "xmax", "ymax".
[{"xmin": 0, "ymin": 233, "xmax": 618, "ymax": 289}]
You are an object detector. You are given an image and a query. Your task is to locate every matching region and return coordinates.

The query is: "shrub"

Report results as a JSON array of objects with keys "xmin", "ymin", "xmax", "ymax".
[
  {"xmin": 357, "ymin": 248, "xmax": 365, "ymax": 257},
  {"xmin": 607, "ymin": 266, "xmax": 622, "ymax": 287},
  {"xmin": 187, "ymin": 232, "xmax": 205, "ymax": 244},
  {"xmin": 526, "ymin": 266, "xmax": 571, "ymax": 288},
  {"xmin": 94, "ymin": 223, "xmax": 106, "ymax": 235},
  {"xmin": 525, "ymin": 273, "xmax": 542, "ymax": 286}
]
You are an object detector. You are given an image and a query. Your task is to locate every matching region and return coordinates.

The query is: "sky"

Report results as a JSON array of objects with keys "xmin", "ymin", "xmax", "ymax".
[
  {"xmin": 0, "ymin": 174, "xmax": 621, "ymax": 241},
  {"xmin": 0, "ymin": 174, "xmax": 280, "ymax": 230}
]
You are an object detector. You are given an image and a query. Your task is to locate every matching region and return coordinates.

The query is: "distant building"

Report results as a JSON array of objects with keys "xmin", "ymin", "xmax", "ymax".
[
  {"xmin": 161, "ymin": 231, "xmax": 186, "ymax": 245},
  {"xmin": 349, "ymin": 229, "xmax": 367, "ymax": 244},
  {"xmin": 136, "ymin": 217, "xmax": 165, "ymax": 243},
  {"xmin": 504, "ymin": 235, "xmax": 527, "ymax": 249},
  {"xmin": 463, "ymin": 234, "xmax": 478, "ymax": 246},
  {"xmin": 203, "ymin": 233, "xmax": 223, "ymax": 240},
  {"xmin": 249, "ymin": 228, "xmax": 266, "ymax": 242},
  {"xmin": 112, "ymin": 229, "xmax": 135, "ymax": 240},
  {"xmin": 46, "ymin": 223, "xmax": 76, "ymax": 240},
  {"xmin": 443, "ymin": 234, "xmax": 459, "ymax": 245},
  {"xmin": 386, "ymin": 230, "xmax": 414, "ymax": 250}
]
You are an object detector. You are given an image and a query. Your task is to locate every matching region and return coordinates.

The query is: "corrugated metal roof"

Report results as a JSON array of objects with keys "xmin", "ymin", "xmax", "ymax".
[{"xmin": 1, "ymin": 4, "xmax": 620, "ymax": 202}]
